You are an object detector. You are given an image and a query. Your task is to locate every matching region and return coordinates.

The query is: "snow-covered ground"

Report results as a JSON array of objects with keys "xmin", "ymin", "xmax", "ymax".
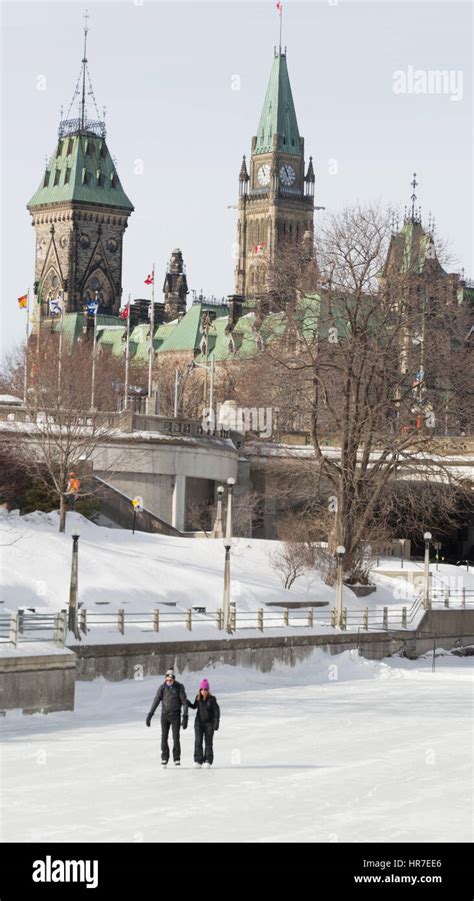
[
  {"xmin": 2, "ymin": 649, "xmax": 472, "ymax": 843},
  {"xmin": 2, "ymin": 509, "xmax": 472, "ymax": 623}
]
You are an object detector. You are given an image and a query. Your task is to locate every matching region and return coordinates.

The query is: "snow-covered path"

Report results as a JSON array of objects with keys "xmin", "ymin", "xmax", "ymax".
[{"xmin": 1, "ymin": 651, "xmax": 472, "ymax": 843}]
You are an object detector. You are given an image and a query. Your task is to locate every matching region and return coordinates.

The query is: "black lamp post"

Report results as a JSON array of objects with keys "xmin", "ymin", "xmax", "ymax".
[{"xmin": 68, "ymin": 526, "xmax": 81, "ymax": 638}]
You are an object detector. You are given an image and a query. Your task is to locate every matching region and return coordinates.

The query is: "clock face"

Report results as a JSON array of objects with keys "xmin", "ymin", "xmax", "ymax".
[
  {"xmin": 279, "ymin": 164, "xmax": 296, "ymax": 186},
  {"xmin": 257, "ymin": 163, "xmax": 271, "ymax": 187}
]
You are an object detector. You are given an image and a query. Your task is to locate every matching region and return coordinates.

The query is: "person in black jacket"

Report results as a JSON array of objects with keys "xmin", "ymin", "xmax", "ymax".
[
  {"xmin": 146, "ymin": 669, "xmax": 188, "ymax": 766},
  {"xmin": 187, "ymin": 678, "xmax": 220, "ymax": 768}
]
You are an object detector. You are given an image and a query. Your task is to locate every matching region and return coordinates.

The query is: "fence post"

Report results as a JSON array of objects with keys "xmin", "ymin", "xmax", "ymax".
[
  {"xmin": 382, "ymin": 606, "xmax": 388, "ymax": 630},
  {"xmin": 215, "ymin": 608, "xmax": 223, "ymax": 630},
  {"xmin": 57, "ymin": 610, "xmax": 67, "ymax": 647},
  {"xmin": 363, "ymin": 607, "xmax": 368, "ymax": 631},
  {"xmin": 331, "ymin": 608, "xmax": 336, "ymax": 628},
  {"xmin": 462, "ymin": 588, "xmax": 466, "ymax": 609},
  {"xmin": 9, "ymin": 613, "xmax": 18, "ymax": 648},
  {"xmin": 283, "ymin": 609, "xmax": 289, "ymax": 627},
  {"xmin": 402, "ymin": 607, "xmax": 407, "ymax": 628},
  {"xmin": 342, "ymin": 608, "xmax": 347, "ymax": 631},
  {"xmin": 118, "ymin": 609, "xmax": 125, "ymax": 635},
  {"xmin": 258, "ymin": 608, "xmax": 264, "ymax": 632},
  {"xmin": 230, "ymin": 604, "xmax": 236, "ymax": 632},
  {"xmin": 153, "ymin": 609, "xmax": 160, "ymax": 632},
  {"xmin": 18, "ymin": 609, "xmax": 24, "ymax": 635},
  {"xmin": 444, "ymin": 589, "xmax": 449, "ymax": 608},
  {"xmin": 307, "ymin": 608, "xmax": 314, "ymax": 628},
  {"xmin": 80, "ymin": 607, "xmax": 87, "ymax": 635},
  {"xmin": 185, "ymin": 609, "xmax": 192, "ymax": 631}
]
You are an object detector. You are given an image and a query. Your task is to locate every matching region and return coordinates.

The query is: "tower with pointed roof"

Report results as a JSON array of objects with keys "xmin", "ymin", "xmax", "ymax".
[
  {"xmin": 27, "ymin": 14, "xmax": 134, "ymax": 320},
  {"xmin": 235, "ymin": 48, "xmax": 315, "ymax": 299}
]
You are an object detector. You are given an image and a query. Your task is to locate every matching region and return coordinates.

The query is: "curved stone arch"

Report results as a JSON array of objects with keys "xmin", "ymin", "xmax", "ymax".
[{"xmin": 82, "ymin": 268, "xmax": 114, "ymax": 311}]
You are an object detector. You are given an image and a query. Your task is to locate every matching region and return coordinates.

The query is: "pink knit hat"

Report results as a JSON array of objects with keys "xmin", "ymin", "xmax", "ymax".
[{"xmin": 199, "ymin": 679, "xmax": 210, "ymax": 690}]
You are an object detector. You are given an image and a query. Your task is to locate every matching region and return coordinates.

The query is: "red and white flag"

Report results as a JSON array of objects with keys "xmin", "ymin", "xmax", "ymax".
[
  {"xmin": 120, "ymin": 303, "xmax": 129, "ymax": 320},
  {"xmin": 254, "ymin": 242, "xmax": 266, "ymax": 255},
  {"xmin": 276, "ymin": 1, "xmax": 282, "ymax": 15},
  {"xmin": 144, "ymin": 273, "xmax": 154, "ymax": 285}
]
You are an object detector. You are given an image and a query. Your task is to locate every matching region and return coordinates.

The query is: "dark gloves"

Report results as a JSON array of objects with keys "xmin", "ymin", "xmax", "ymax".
[
  {"xmin": 181, "ymin": 716, "xmax": 188, "ymax": 730},
  {"xmin": 146, "ymin": 714, "xmax": 152, "ymax": 727},
  {"xmin": 214, "ymin": 723, "xmax": 219, "ymax": 732}
]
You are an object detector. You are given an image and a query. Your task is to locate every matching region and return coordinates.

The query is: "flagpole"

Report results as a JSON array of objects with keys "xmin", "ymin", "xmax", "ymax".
[
  {"xmin": 57, "ymin": 293, "xmax": 64, "ymax": 400},
  {"xmin": 36, "ymin": 281, "xmax": 41, "ymax": 356},
  {"xmin": 90, "ymin": 292, "xmax": 98, "ymax": 411},
  {"xmin": 23, "ymin": 287, "xmax": 30, "ymax": 405},
  {"xmin": 147, "ymin": 263, "xmax": 155, "ymax": 414},
  {"xmin": 124, "ymin": 293, "xmax": 131, "ymax": 411},
  {"xmin": 280, "ymin": 4, "xmax": 282, "ymax": 51}
]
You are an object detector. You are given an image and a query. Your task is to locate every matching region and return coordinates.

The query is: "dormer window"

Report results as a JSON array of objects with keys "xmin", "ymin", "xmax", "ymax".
[
  {"xmin": 67, "ymin": 138, "xmax": 74, "ymax": 155},
  {"xmin": 43, "ymin": 170, "xmax": 50, "ymax": 188},
  {"xmin": 228, "ymin": 336, "xmax": 236, "ymax": 355},
  {"xmin": 53, "ymin": 169, "xmax": 60, "ymax": 187},
  {"xmin": 82, "ymin": 167, "xmax": 88, "ymax": 185}
]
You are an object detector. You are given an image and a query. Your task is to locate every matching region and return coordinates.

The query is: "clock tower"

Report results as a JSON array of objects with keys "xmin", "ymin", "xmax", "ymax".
[{"xmin": 235, "ymin": 48, "xmax": 315, "ymax": 299}]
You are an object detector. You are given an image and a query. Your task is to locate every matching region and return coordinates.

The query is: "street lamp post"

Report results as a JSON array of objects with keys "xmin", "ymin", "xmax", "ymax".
[
  {"xmin": 212, "ymin": 485, "xmax": 224, "ymax": 538},
  {"xmin": 335, "ymin": 545, "xmax": 345, "ymax": 628},
  {"xmin": 68, "ymin": 525, "xmax": 81, "ymax": 638},
  {"xmin": 225, "ymin": 477, "xmax": 235, "ymax": 540},
  {"xmin": 223, "ymin": 539, "xmax": 232, "ymax": 632},
  {"xmin": 423, "ymin": 531, "xmax": 432, "ymax": 609},
  {"xmin": 434, "ymin": 540, "xmax": 441, "ymax": 571}
]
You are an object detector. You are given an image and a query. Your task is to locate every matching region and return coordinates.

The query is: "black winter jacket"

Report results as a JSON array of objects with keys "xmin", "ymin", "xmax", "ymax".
[
  {"xmin": 187, "ymin": 693, "xmax": 220, "ymax": 728},
  {"xmin": 148, "ymin": 681, "xmax": 188, "ymax": 720}
]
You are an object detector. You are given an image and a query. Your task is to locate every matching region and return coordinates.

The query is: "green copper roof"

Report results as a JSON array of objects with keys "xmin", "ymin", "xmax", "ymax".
[
  {"xmin": 52, "ymin": 312, "xmax": 118, "ymax": 342},
  {"xmin": 383, "ymin": 220, "xmax": 445, "ymax": 278},
  {"xmin": 27, "ymin": 132, "xmax": 134, "ymax": 211},
  {"xmin": 254, "ymin": 52, "xmax": 301, "ymax": 156},
  {"xmin": 158, "ymin": 303, "xmax": 228, "ymax": 354}
]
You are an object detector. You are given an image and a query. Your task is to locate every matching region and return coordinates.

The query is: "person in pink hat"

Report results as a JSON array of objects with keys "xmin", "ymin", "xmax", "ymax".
[{"xmin": 186, "ymin": 678, "xmax": 220, "ymax": 768}]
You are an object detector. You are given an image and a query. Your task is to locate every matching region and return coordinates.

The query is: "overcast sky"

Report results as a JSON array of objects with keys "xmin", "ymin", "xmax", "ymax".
[{"xmin": 1, "ymin": 0, "xmax": 472, "ymax": 356}]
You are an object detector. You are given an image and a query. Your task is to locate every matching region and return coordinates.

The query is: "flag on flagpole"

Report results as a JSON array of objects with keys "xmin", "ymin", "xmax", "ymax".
[
  {"xmin": 86, "ymin": 299, "xmax": 99, "ymax": 315},
  {"xmin": 18, "ymin": 294, "xmax": 28, "ymax": 309},
  {"xmin": 49, "ymin": 298, "xmax": 63, "ymax": 317},
  {"xmin": 254, "ymin": 242, "xmax": 266, "ymax": 255},
  {"xmin": 276, "ymin": 1, "xmax": 282, "ymax": 15},
  {"xmin": 144, "ymin": 273, "xmax": 154, "ymax": 285},
  {"xmin": 120, "ymin": 303, "xmax": 130, "ymax": 320}
]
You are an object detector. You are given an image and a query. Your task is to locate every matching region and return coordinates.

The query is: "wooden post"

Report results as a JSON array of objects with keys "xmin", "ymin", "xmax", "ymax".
[
  {"xmin": 216, "ymin": 608, "xmax": 223, "ymax": 630},
  {"xmin": 363, "ymin": 607, "xmax": 368, "ymax": 631},
  {"xmin": 118, "ymin": 609, "xmax": 125, "ymax": 635},
  {"xmin": 9, "ymin": 613, "xmax": 18, "ymax": 647},
  {"xmin": 307, "ymin": 608, "xmax": 313, "ymax": 628},
  {"xmin": 283, "ymin": 609, "xmax": 289, "ymax": 627},
  {"xmin": 230, "ymin": 605, "xmax": 236, "ymax": 632},
  {"xmin": 185, "ymin": 609, "xmax": 192, "ymax": 631},
  {"xmin": 80, "ymin": 607, "xmax": 87, "ymax": 635},
  {"xmin": 342, "ymin": 608, "xmax": 347, "ymax": 631},
  {"xmin": 258, "ymin": 608, "xmax": 264, "ymax": 632},
  {"xmin": 331, "ymin": 608, "xmax": 336, "ymax": 628},
  {"xmin": 153, "ymin": 609, "xmax": 160, "ymax": 632},
  {"xmin": 402, "ymin": 607, "xmax": 407, "ymax": 628},
  {"xmin": 383, "ymin": 606, "xmax": 388, "ymax": 630},
  {"xmin": 462, "ymin": 588, "xmax": 466, "ymax": 609},
  {"xmin": 444, "ymin": 589, "xmax": 449, "ymax": 608}
]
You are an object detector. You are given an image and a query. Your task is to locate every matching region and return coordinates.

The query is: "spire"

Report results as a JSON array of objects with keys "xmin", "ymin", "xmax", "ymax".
[
  {"xmin": 409, "ymin": 172, "xmax": 418, "ymax": 223},
  {"xmin": 254, "ymin": 50, "xmax": 301, "ymax": 156},
  {"xmin": 58, "ymin": 11, "xmax": 106, "ymax": 140}
]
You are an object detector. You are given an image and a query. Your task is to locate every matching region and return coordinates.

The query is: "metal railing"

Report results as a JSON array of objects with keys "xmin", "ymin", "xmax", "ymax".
[
  {"xmin": 1, "ymin": 589, "xmax": 473, "ymax": 647},
  {"xmin": 0, "ymin": 611, "xmax": 67, "ymax": 647}
]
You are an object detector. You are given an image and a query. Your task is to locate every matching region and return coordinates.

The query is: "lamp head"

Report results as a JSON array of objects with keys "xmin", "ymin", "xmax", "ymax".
[
  {"xmin": 424, "ymin": 532, "xmax": 432, "ymax": 541},
  {"xmin": 217, "ymin": 485, "xmax": 224, "ymax": 495},
  {"xmin": 227, "ymin": 477, "xmax": 235, "ymax": 487},
  {"xmin": 224, "ymin": 539, "xmax": 231, "ymax": 551},
  {"xmin": 336, "ymin": 545, "xmax": 346, "ymax": 556}
]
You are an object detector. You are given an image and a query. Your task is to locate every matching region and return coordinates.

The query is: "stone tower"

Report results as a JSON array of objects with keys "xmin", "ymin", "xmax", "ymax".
[
  {"xmin": 235, "ymin": 48, "xmax": 315, "ymax": 299},
  {"xmin": 27, "ymin": 19, "xmax": 133, "ymax": 320},
  {"xmin": 163, "ymin": 249, "xmax": 189, "ymax": 321}
]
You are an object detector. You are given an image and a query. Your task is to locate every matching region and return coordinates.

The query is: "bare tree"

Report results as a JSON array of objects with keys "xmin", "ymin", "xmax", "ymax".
[
  {"xmin": 240, "ymin": 203, "xmax": 472, "ymax": 579},
  {"xmin": 0, "ymin": 336, "xmax": 129, "ymax": 532}
]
